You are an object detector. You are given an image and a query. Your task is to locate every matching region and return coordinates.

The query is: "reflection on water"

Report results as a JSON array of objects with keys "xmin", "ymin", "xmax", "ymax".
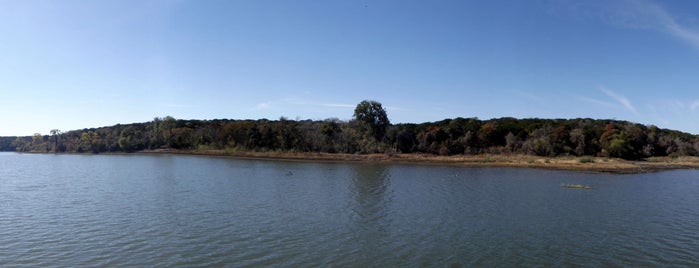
[
  {"xmin": 1, "ymin": 153, "xmax": 698, "ymax": 267},
  {"xmin": 348, "ymin": 164, "xmax": 391, "ymax": 261}
]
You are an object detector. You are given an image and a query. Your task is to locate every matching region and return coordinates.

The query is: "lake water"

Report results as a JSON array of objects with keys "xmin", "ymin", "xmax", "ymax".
[{"xmin": 1, "ymin": 152, "xmax": 698, "ymax": 267}]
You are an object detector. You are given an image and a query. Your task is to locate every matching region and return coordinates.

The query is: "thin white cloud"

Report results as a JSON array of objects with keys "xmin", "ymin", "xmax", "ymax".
[
  {"xmin": 320, "ymin": 103, "xmax": 355, "ymax": 108},
  {"xmin": 549, "ymin": 0, "xmax": 699, "ymax": 50},
  {"xmin": 254, "ymin": 101, "xmax": 272, "ymax": 110},
  {"xmin": 632, "ymin": 0, "xmax": 699, "ymax": 51},
  {"xmin": 385, "ymin": 106, "xmax": 408, "ymax": 112},
  {"xmin": 281, "ymin": 97, "xmax": 304, "ymax": 104},
  {"xmin": 583, "ymin": 0, "xmax": 699, "ymax": 51},
  {"xmin": 516, "ymin": 91, "xmax": 547, "ymax": 104},
  {"xmin": 652, "ymin": 99, "xmax": 699, "ymax": 114},
  {"xmin": 666, "ymin": 23, "xmax": 699, "ymax": 50},
  {"xmin": 660, "ymin": 100, "xmax": 686, "ymax": 116},
  {"xmin": 162, "ymin": 103, "xmax": 194, "ymax": 108},
  {"xmin": 321, "ymin": 102, "xmax": 405, "ymax": 111},
  {"xmin": 600, "ymin": 87, "xmax": 637, "ymax": 114},
  {"xmin": 691, "ymin": 100, "xmax": 699, "ymax": 111},
  {"xmin": 644, "ymin": 99, "xmax": 699, "ymax": 133},
  {"xmin": 253, "ymin": 98, "xmax": 356, "ymax": 111},
  {"xmin": 251, "ymin": 97, "xmax": 398, "ymax": 117},
  {"xmin": 576, "ymin": 95, "xmax": 617, "ymax": 108},
  {"xmin": 251, "ymin": 98, "xmax": 301, "ymax": 110}
]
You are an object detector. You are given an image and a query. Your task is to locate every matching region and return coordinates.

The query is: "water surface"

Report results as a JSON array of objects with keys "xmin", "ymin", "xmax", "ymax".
[{"xmin": 1, "ymin": 153, "xmax": 698, "ymax": 266}]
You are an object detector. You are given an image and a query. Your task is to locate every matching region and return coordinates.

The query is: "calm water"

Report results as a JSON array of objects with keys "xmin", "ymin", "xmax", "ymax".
[{"xmin": 1, "ymin": 153, "xmax": 698, "ymax": 267}]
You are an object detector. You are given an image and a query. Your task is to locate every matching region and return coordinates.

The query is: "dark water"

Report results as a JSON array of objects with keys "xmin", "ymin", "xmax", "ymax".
[{"xmin": 1, "ymin": 152, "xmax": 698, "ymax": 267}]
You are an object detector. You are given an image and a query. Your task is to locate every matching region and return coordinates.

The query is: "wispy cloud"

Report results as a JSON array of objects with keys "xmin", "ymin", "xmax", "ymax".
[
  {"xmin": 320, "ymin": 103, "xmax": 354, "ymax": 108},
  {"xmin": 575, "ymin": 0, "xmax": 699, "ymax": 49},
  {"xmin": 576, "ymin": 95, "xmax": 616, "ymax": 108},
  {"xmin": 162, "ymin": 103, "xmax": 194, "ymax": 108},
  {"xmin": 321, "ymin": 102, "xmax": 406, "ymax": 112},
  {"xmin": 251, "ymin": 96, "xmax": 401, "ymax": 116},
  {"xmin": 667, "ymin": 23, "xmax": 699, "ymax": 50},
  {"xmin": 254, "ymin": 101, "xmax": 272, "ymax": 110},
  {"xmin": 253, "ymin": 97, "xmax": 357, "ymax": 111},
  {"xmin": 385, "ymin": 105, "xmax": 408, "ymax": 112},
  {"xmin": 558, "ymin": 0, "xmax": 699, "ymax": 51},
  {"xmin": 575, "ymin": 87, "xmax": 639, "ymax": 114},
  {"xmin": 516, "ymin": 91, "xmax": 548, "ymax": 104},
  {"xmin": 600, "ymin": 87, "xmax": 638, "ymax": 114},
  {"xmin": 691, "ymin": 100, "xmax": 699, "ymax": 111},
  {"xmin": 628, "ymin": 0, "xmax": 699, "ymax": 50},
  {"xmin": 653, "ymin": 99, "xmax": 699, "ymax": 115},
  {"xmin": 643, "ymin": 99, "xmax": 699, "ymax": 132},
  {"xmin": 251, "ymin": 98, "xmax": 302, "ymax": 110}
]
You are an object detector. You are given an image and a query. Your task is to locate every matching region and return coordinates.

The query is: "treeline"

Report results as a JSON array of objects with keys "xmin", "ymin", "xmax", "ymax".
[{"xmin": 2, "ymin": 116, "xmax": 698, "ymax": 160}]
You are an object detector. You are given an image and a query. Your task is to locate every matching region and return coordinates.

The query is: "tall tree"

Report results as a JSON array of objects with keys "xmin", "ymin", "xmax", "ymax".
[
  {"xmin": 50, "ymin": 129, "xmax": 62, "ymax": 153},
  {"xmin": 353, "ymin": 100, "xmax": 390, "ymax": 141}
]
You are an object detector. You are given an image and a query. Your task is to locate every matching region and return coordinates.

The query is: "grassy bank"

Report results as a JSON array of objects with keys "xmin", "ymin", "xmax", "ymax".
[{"xmin": 138, "ymin": 149, "xmax": 699, "ymax": 174}]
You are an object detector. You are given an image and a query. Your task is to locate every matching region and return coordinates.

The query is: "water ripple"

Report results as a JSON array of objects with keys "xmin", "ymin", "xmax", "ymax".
[{"xmin": 1, "ymin": 153, "xmax": 698, "ymax": 267}]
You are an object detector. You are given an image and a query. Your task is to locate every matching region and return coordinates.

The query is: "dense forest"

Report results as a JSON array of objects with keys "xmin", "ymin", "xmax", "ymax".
[{"xmin": 1, "ymin": 101, "xmax": 698, "ymax": 160}]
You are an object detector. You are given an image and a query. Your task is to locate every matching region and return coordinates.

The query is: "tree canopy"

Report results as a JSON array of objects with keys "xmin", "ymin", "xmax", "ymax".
[
  {"xmin": 354, "ymin": 100, "xmax": 390, "ymax": 141},
  {"xmin": 2, "ymin": 101, "xmax": 698, "ymax": 160}
]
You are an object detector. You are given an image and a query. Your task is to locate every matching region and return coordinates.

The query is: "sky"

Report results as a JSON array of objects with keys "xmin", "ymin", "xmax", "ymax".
[{"xmin": 1, "ymin": 0, "xmax": 699, "ymax": 136}]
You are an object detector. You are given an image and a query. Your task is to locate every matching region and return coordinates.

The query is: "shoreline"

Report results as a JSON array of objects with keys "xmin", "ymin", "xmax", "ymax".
[
  {"xmin": 136, "ymin": 149, "xmax": 699, "ymax": 174},
  {"xmin": 10, "ymin": 149, "xmax": 699, "ymax": 174}
]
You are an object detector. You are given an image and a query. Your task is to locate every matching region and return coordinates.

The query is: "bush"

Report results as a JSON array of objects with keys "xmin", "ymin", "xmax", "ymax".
[{"xmin": 579, "ymin": 156, "xmax": 594, "ymax": 163}]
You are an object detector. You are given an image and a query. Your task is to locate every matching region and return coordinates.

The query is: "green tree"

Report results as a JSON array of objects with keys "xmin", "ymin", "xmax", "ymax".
[
  {"xmin": 12, "ymin": 137, "xmax": 29, "ymax": 152},
  {"xmin": 32, "ymin": 133, "xmax": 43, "ymax": 144},
  {"xmin": 353, "ymin": 100, "xmax": 390, "ymax": 141},
  {"xmin": 79, "ymin": 132, "xmax": 92, "ymax": 152},
  {"xmin": 170, "ymin": 127, "xmax": 195, "ymax": 149},
  {"xmin": 522, "ymin": 126, "xmax": 554, "ymax": 156},
  {"xmin": 604, "ymin": 134, "xmax": 632, "ymax": 159},
  {"xmin": 149, "ymin": 117, "xmax": 165, "ymax": 149},
  {"xmin": 161, "ymin": 116, "xmax": 177, "ymax": 147},
  {"xmin": 118, "ymin": 126, "xmax": 145, "ymax": 152}
]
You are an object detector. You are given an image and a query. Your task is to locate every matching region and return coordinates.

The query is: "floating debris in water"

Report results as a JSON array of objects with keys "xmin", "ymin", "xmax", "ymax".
[{"xmin": 561, "ymin": 183, "xmax": 591, "ymax": 189}]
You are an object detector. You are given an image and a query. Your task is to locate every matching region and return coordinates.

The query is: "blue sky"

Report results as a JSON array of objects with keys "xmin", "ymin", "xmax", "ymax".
[{"xmin": 2, "ymin": 0, "xmax": 699, "ymax": 136}]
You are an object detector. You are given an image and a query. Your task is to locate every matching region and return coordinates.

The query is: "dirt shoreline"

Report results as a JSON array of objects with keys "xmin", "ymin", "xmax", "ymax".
[{"xmin": 136, "ymin": 149, "xmax": 699, "ymax": 174}]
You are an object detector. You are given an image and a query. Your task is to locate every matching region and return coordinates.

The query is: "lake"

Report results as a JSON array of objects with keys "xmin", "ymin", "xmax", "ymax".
[{"xmin": 1, "ymin": 152, "xmax": 698, "ymax": 267}]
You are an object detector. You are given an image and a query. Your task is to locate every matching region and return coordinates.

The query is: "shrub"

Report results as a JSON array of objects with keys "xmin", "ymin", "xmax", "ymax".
[{"xmin": 579, "ymin": 156, "xmax": 594, "ymax": 163}]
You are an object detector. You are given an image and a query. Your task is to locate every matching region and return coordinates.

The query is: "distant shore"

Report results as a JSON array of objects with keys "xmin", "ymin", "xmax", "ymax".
[{"xmin": 136, "ymin": 149, "xmax": 699, "ymax": 174}]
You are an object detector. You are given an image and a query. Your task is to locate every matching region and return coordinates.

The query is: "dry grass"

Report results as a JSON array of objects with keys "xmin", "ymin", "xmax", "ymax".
[{"xmin": 139, "ymin": 149, "xmax": 699, "ymax": 174}]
